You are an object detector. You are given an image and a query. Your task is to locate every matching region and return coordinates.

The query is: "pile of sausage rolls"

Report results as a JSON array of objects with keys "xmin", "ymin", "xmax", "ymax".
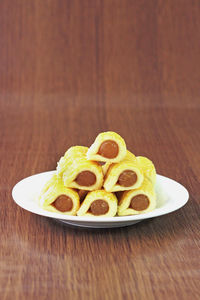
[{"xmin": 38, "ymin": 131, "xmax": 156, "ymax": 217}]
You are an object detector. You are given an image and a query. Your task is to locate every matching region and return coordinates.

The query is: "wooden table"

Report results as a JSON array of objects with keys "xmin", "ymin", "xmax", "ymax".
[{"xmin": 1, "ymin": 1, "xmax": 199, "ymax": 299}]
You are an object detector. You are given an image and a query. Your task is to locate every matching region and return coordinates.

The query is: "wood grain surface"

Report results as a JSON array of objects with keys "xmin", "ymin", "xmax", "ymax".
[{"xmin": 0, "ymin": 1, "xmax": 200, "ymax": 299}]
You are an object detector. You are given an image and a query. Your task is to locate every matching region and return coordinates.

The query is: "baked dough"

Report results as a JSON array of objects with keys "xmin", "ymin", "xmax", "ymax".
[
  {"xmin": 103, "ymin": 157, "xmax": 143, "ymax": 192},
  {"xmin": 87, "ymin": 131, "xmax": 127, "ymax": 163},
  {"xmin": 102, "ymin": 150, "xmax": 136, "ymax": 175},
  {"xmin": 117, "ymin": 177, "xmax": 156, "ymax": 215},
  {"xmin": 57, "ymin": 146, "xmax": 103, "ymax": 190},
  {"xmin": 77, "ymin": 190, "xmax": 118, "ymax": 217},
  {"xmin": 38, "ymin": 174, "xmax": 80, "ymax": 215},
  {"xmin": 136, "ymin": 156, "xmax": 156, "ymax": 184}
]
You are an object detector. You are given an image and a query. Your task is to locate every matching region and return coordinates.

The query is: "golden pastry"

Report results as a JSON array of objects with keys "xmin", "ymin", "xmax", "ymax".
[
  {"xmin": 57, "ymin": 146, "xmax": 88, "ymax": 175},
  {"xmin": 118, "ymin": 178, "xmax": 156, "ymax": 216},
  {"xmin": 102, "ymin": 150, "xmax": 136, "ymax": 175},
  {"xmin": 38, "ymin": 174, "xmax": 80, "ymax": 215},
  {"xmin": 77, "ymin": 190, "xmax": 118, "ymax": 217},
  {"xmin": 101, "ymin": 161, "xmax": 112, "ymax": 175},
  {"xmin": 125, "ymin": 150, "xmax": 137, "ymax": 161},
  {"xmin": 136, "ymin": 156, "xmax": 156, "ymax": 185},
  {"xmin": 87, "ymin": 131, "xmax": 127, "ymax": 163},
  {"xmin": 103, "ymin": 158, "xmax": 143, "ymax": 192},
  {"xmin": 57, "ymin": 146, "xmax": 103, "ymax": 191}
]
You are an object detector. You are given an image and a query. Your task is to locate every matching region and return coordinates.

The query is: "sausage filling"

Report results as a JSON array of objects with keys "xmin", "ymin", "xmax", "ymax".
[
  {"xmin": 129, "ymin": 194, "xmax": 150, "ymax": 211},
  {"xmin": 75, "ymin": 171, "xmax": 96, "ymax": 186},
  {"xmin": 98, "ymin": 140, "xmax": 119, "ymax": 159},
  {"xmin": 98, "ymin": 161, "xmax": 106, "ymax": 166},
  {"xmin": 52, "ymin": 195, "xmax": 73, "ymax": 212},
  {"xmin": 117, "ymin": 170, "xmax": 137, "ymax": 187},
  {"xmin": 78, "ymin": 189, "xmax": 88, "ymax": 203},
  {"xmin": 89, "ymin": 199, "xmax": 109, "ymax": 215}
]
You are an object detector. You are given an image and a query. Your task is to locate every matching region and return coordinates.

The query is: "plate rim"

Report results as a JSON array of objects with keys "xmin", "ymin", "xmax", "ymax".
[{"xmin": 12, "ymin": 170, "xmax": 189, "ymax": 223}]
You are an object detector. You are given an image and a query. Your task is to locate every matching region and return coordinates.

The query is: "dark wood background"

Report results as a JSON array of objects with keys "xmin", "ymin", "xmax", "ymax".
[{"xmin": 0, "ymin": 1, "xmax": 199, "ymax": 299}]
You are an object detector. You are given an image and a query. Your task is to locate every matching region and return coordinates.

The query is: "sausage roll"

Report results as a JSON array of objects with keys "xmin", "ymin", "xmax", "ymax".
[
  {"xmin": 77, "ymin": 190, "xmax": 118, "ymax": 217},
  {"xmin": 103, "ymin": 159, "xmax": 144, "ymax": 192},
  {"xmin": 136, "ymin": 156, "xmax": 156, "ymax": 185},
  {"xmin": 38, "ymin": 174, "xmax": 80, "ymax": 215},
  {"xmin": 118, "ymin": 178, "xmax": 156, "ymax": 216},
  {"xmin": 87, "ymin": 131, "xmax": 127, "ymax": 163},
  {"xmin": 57, "ymin": 146, "xmax": 103, "ymax": 191}
]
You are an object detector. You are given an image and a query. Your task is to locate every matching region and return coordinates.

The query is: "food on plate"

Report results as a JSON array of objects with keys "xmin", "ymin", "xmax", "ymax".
[
  {"xmin": 103, "ymin": 158, "xmax": 143, "ymax": 192},
  {"xmin": 87, "ymin": 131, "xmax": 127, "ymax": 163},
  {"xmin": 136, "ymin": 156, "xmax": 156, "ymax": 185},
  {"xmin": 77, "ymin": 190, "xmax": 118, "ymax": 217},
  {"xmin": 38, "ymin": 175, "xmax": 80, "ymax": 215},
  {"xmin": 101, "ymin": 150, "xmax": 136, "ymax": 175},
  {"xmin": 38, "ymin": 131, "xmax": 157, "ymax": 217},
  {"xmin": 57, "ymin": 146, "xmax": 104, "ymax": 191},
  {"xmin": 117, "ymin": 178, "xmax": 156, "ymax": 216}
]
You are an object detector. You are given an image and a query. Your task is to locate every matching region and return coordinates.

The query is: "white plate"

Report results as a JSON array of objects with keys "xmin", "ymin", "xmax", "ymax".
[{"xmin": 12, "ymin": 171, "xmax": 189, "ymax": 228}]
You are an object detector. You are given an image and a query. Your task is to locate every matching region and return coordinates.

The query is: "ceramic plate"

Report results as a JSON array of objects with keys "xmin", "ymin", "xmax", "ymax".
[{"xmin": 12, "ymin": 171, "xmax": 189, "ymax": 228}]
